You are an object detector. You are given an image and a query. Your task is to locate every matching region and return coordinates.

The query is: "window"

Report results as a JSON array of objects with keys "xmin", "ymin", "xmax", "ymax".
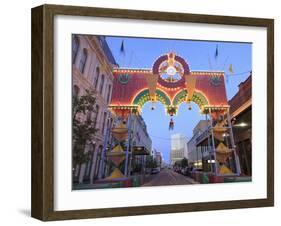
[
  {"xmin": 72, "ymin": 36, "xmax": 79, "ymax": 63},
  {"xmin": 94, "ymin": 67, "xmax": 100, "ymax": 89},
  {"xmin": 107, "ymin": 84, "xmax": 112, "ymax": 103},
  {"xmin": 83, "ymin": 145, "xmax": 93, "ymax": 179},
  {"xmin": 106, "ymin": 117, "xmax": 112, "ymax": 132},
  {"xmin": 95, "ymin": 146, "xmax": 103, "ymax": 178},
  {"xmin": 99, "ymin": 74, "xmax": 105, "ymax": 95},
  {"xmin": 73, "ymin": 85, "xmax": 80, "ymax": 97},
  {"xmin": 94, "ymin": 105, "xmax": 99, "ymax": 128},
  {"xmin": 79, "ymin": 48, "xmax": 87, "ymax": 74},
  {"xmin": 102, "ymin": 112, "xmax": 107, "ymax": 135},
  {"xmin": 86, "ymin": 144, "xmax": 96, "ymax": 177}
]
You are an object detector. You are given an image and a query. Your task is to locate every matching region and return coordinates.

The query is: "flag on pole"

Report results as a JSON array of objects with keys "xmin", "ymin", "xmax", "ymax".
[
  {"xmin": 214, "ymin": 45, "xmax": 219, "ymax": 59},
  {"xmin": 120, "ymin": 40, "xmax": 125, "ymax": 55},
  {"xmin": 228, "ymin": 64, "xmax": 234, "ymax": 73}
]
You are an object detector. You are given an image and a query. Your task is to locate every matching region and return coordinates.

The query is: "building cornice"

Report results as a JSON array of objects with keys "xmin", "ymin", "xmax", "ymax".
[
  {"xmin": 113, "ymin": 68, "xmax": 225, "ymax": 76},
  {"xmin": 86, "ymin": 36, "xmax": 115, "ymax": 78},
  {"xmin": 231, "ymin": 98, "xmax": 252, "ymax": 118}
]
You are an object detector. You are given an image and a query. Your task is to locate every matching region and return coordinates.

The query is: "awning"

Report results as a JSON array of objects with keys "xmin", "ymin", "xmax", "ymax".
[{"xmin": 132, "ymin": 146, "xmax": 150, "ymax": 155}]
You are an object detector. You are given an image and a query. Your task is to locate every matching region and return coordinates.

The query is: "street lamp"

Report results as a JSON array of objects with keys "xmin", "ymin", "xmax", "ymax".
[
  {"xmin": 234, "ymin": 122, "xmax": 248, "ymax": 127},
  {"xmin": 239, "ymin": 122, "xmax": 247, "ymax": 127}
]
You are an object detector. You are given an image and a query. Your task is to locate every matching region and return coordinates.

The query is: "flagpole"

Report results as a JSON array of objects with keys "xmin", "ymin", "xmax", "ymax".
[
  {"xmin": 213, "ymin": 44, "xmax": 219, "ymax": 70},
  {"xmin": 222, "ymin": 56, "xmax": 229, "ymax": 83}
]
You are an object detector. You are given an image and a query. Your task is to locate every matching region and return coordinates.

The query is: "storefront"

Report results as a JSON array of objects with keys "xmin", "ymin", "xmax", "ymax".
[{"xmin": 229, "ymin": 74, "xmax": 252, "ymax": 176}]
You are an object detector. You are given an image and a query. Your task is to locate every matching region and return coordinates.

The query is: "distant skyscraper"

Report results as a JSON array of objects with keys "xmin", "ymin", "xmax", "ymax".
[{"xmin": 170, "ymin": 133, "xmax": 188, "ymax": 165}]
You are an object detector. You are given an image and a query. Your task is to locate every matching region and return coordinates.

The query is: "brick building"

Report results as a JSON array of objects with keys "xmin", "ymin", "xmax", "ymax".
[{"xmin": 229, "ymin": 73, "xmax": 252, "ymax": 176}]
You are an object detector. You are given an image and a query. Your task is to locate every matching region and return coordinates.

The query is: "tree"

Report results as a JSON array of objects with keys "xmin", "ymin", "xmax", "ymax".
[
  {"xmin": 145, "ymin": 155, "xmax": 157, "ymax": 169},
  {"xmin": 72, "ymin": 89, "xmax": 98, "ymax": 169},
  {"xmin": 181, "ymin": 157, "xmax": 189, "ymax": 168}
]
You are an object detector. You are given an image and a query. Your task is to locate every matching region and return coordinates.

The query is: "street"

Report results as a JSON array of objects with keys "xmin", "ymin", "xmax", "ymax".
[{"xmin": 142, "ymin": 168, "xmax": 197, "ymax": 186}]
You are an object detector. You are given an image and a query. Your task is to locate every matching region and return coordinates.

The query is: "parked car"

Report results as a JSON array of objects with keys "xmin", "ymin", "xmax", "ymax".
[
  {"xmin": 180, "ymin": 167, "xmax": 193, "ymax": 176},
  {"xmin": 192, "ymin": 168, "xmax": 202, "ymax": 172},
  {"xmin": 151, "ymin": 167, "xmax": 160, "ymax": 174},
  {"xmin": 181, "ymin": 167, "xmax": 188, "ymax": 175},
  {"xmin": 145, "ymin": 168, "xmax": 152, "ymax": 174}
]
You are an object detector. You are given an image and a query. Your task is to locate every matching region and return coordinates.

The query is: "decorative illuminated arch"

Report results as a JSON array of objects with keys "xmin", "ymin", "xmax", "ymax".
[
  {"xmin": 172, "ymin": 89, "xmax": 209, "ymax": 109},
  {"xmin": 132, "ymin": 89, "xmax": 171, "ymax": 108},
  {"xmin": 111, "ymin": 52, "xmax": 229, "ymax": 116},
  {"xmin": 109, "ymin": 52, "xmax": 238, "ymax": 177}
]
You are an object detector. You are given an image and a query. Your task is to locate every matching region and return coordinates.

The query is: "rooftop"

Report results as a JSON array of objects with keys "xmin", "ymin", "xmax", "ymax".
[
  {"xmin": 228, "ymin": 72, "xmax": 252, "ymax": 115},
  {"xmin": 97, "ymin": 36, "xmax": 117, "ymax": 66}
]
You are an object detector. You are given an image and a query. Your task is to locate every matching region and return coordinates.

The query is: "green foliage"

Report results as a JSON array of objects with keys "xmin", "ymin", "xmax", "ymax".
[
  {"xmin": 145, "ymin": 155, "xmax": 158, "ymax": 169},
  {"xmin": 174, "ymin": 158, "xmax": 188, "ymax": 168},
  {"xmin": 174, "ymin": 160, "xmax": 182, "ymax": 167},
  {"xmin": 181, "ymin": 157, "xmax": 189, "ymax": 167},
  {"xmin": 133, "ymin": 163, "xmax": 142, "ymax": 173},
  {"xmin": 72, "ymin": 89, "xmax": 98, "ymax": 166}
]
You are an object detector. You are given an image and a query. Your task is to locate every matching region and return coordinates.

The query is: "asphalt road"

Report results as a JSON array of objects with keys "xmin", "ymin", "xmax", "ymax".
[{"xmin": 142, "ymin": 168, "xmax": 196, "ymax": 187}]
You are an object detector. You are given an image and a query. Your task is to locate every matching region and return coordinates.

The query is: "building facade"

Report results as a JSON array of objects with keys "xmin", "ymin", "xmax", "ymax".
[
  {"xmin": 155, "ymin": 151, "xmax": 163, "ymax": 168},
  {"xmin": 130, "ymin": 115, "xmax": 152, "ymax": 153},
  {"xmin": 72, "ymin": 35, "xmax": 117, "ymax": 184},
  {"xmin": 170, "ymin": 133, "xmax": 188, "ymax": 165},
  {"xmin": 229, "ymin": 73, "xmax": 252, "ymax": 176},
  {"xmin": 129, "ymin": 114, "xmax": 153, "ymax": 175},
  {"xmin": 187, "ymin": 120, "xmax": 209, "ymax": 169}
]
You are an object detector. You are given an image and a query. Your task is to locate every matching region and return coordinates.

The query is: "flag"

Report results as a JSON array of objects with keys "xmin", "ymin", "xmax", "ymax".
[
  {"xmin": 214, "ymin": 45, "xmax": 218, "ymax": 59},
  {"xmin": 228, "ymin": 64, "xmax": 234, "ymax": 73},
  {"xmin": 120, "ymin": 40, "xmax": 125, "ymax": 55}
]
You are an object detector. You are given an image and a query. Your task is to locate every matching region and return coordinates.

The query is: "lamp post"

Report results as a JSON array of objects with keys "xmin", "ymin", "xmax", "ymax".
[{"xmin": 124, "ymin": 116, "xmax": 132, "ymax": 177}]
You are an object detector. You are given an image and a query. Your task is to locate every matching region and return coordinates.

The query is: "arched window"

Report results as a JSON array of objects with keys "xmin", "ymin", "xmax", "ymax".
[
  {"xmin": 73, "ymin": 85, "xmax": 80, "ymax": 97},
  {"xmin": 106, "ymin": 117, "xmax": 112, "ymax": 135},
  {"xmin": 83, "ymin": 144, "xmax": 92, "ymax": 180},
  {"xmin": 94, "ymin": 105, "xmax": 99, "ymax": 128},
  {"xmin": 79, "ymin": 48, "xmax": 87, "ymax": 74},
  {"xmin": 95, "ymin": 145, "xmax": 103, "ymax": 178},
  {"xmin": 94, "ymin": 67, "xmax": 100, "ymax": 89},
  {"xmin": 99, "ymin": 74, "xmax": 105, "ymax": 95},
  {"xmin": 72, "ymin": 36, "xmax": 79, "ymax": 63},
  {"xmin": 86, "ymin": 143, "xmax": 96, "ymax": 177},
  {"xmin": 107, "ymin": 84, "xmax": 112, "ymax": 104},
  {"xmin": 102, "ymin": 112, "xmax": 107, "ymax": 135}
]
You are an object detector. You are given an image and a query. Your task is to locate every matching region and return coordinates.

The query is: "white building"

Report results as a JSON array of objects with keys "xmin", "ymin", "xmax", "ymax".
[
  {"xmin": 170, "ymin": 133, "xmax": 188, "ymax": 165},
  {"xmin": 72, "ymin": 35, "xmax": 117, "ymax": 184},
  {"xmin": 187, "ymin": 120, "xmax": 209, "ymax": 168},
  {"xmin": 155, "ymin": 151, "xmax": 163, "ymax": 168},
  {"xmin": 130, "ymin": 115, "xmax": 152, "ymax": 153},
  {"xmin": 128, "ymin": 114, "xmax": 153, "ymax": 175}
]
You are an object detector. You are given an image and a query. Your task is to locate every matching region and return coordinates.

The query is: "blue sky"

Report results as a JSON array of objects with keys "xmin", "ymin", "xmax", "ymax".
[{"xmin": 106, "ymin": 36, "xmax": 252, "ymax": 163}]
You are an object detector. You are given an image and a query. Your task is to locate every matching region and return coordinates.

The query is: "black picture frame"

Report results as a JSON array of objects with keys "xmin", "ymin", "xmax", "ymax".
[{"xmin": 31, "ymin": 4, "xmax": 274, "ymax": 221}]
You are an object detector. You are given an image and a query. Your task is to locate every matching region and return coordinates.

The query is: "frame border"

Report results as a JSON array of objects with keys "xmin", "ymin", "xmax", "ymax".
[{"xmin": 31, "ymin": 4, "xmax": 274, "ymax": 221}]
